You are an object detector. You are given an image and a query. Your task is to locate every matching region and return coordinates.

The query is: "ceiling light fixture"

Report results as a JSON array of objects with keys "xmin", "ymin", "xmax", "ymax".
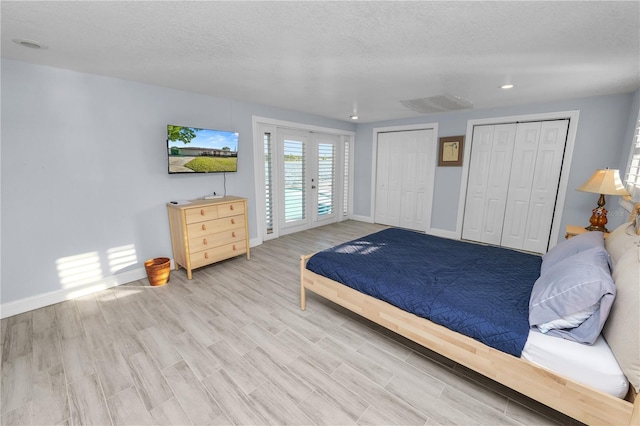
[
  {"xmin": 500, "ymin": 84, "xmax": 514, "ymax": 90},
  {"xmin": 350, "ymin": 115, "xmax": 359, "ymax": 120},
  {"xmin": 12, "ymin": 38, "xmax": 47, "ymax": 50}
]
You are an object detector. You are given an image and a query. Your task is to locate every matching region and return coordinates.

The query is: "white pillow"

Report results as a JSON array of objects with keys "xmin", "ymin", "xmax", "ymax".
[
  {"xmin": 605, "ymin": 222, "xmax": 640, "ymax": 267},
  {"xmin": 529, "ymin": 246, "xmax": 616, "ymax": 344},
  {"xmin": 541, "ymin": 230, "xmax": 604, "ymax": 274},
  {"xmin": 537, "ymin": 303, "xmax": 599, "ymax": 334}
]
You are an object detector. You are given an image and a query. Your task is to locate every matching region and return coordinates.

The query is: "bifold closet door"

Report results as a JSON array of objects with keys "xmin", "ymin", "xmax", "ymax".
[
  {"xmin": 461, "ymin": 124, "xmax": 517, "ymax": 245},
  {"xmin": 463, "ymin": 120, "xmax": 569, "ymax": 253},
  {"xmin": 501, "ymin": 120, "xmax": 569, "ymax": 252},
  {"xmin": 375, "ymin": 132, "xmax": 402, "ymax": 227},
  {"xmin": 375, "ymin": 129, "xmax": 434, "ymax": 231}
]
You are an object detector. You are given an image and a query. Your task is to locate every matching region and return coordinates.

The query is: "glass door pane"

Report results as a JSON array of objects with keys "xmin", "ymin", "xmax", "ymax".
[
  {"xmin": 264, "ymin": 132, "xmax": 274, "ymax": 234},
  {"xmin": 284, "ymin": 138, "xmax": 306, "ymax": 223},
  {"xmin": 315, "ymin": 139, "xmax": 337, "ymax": 223},
  {"xmin": 317, "ymin": 143, "xmax": 334, "ymax": 216}
]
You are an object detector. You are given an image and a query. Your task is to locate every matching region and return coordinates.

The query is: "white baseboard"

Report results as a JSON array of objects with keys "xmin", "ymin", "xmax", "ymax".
[
  {"xmin": 1, "ymin": 268, "xmax": 147, "ymax": 319},
  {"xmin": 1, "ymin": 237, "xmax": 272, "ymax": 319},
  {"xmin": 349, "ymin": 214, "xmax": 374, "ymax": 223},
  {"xmin": 427, "ymin": 227, "xmax": 459, "ymax": 240}
]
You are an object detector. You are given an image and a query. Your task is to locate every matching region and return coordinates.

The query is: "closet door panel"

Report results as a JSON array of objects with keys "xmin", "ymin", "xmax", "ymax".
[
  {"xmin": 522, "ymin": 120, "xmax": 569, "ymax": 252},
  {"xmin": 400, "ymin": 136, "xmax": 418, "ymax": 228},
  {"xmin": 501, "ymin": 123, "xmax": 541, "ymax": 249},
  {"xmin": 374, "ymin": 135, "xmax": 396, "ymax": 226},
  {"xmin": 479, "ymin": 124, "xmax": 517, "ymax": 245},
  {"xmin": 462, "ymin": 126, "xmax": 494, "ymax": 241},
  {"xmin": 399, "ymin": 130, "xmax": 432, "ymax": 230},
  {"xmin": 374, "ymin": 149, "xmax": 387, "ymax": 222}
]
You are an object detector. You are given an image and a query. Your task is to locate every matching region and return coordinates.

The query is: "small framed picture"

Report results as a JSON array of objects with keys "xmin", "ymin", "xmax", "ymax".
[{"xmin": 438, "ymin": 135, "xmax": 464, "ymax": 167}]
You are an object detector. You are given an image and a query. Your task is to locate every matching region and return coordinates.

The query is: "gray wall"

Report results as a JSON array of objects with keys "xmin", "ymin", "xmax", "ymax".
[
  {"xmin": 1, "ymin": 58, "xmax": 638, "ymax": 312},
  {"xmin": 0, "ymin": 59, "xmax": 354, "ymax": 307},
  {"xmin": 352, "ymin": 92, "xmax": 637, "ymax": 238}
]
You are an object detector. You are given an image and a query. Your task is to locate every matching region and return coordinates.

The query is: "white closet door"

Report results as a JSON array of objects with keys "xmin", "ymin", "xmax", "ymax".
[
  {"xmin": 522, "ymin": 120, "xmax": 569, "ymax": 252},
  {"xmin": 462, "ymin": 124, "xmax": 516, "ymax": 244},
  {"xmin": 399, "ymin": 130, "xmax": 433, "ymax": 230},
  {"xmin": 375, "ymin": 132, "xmax": 401, "ymax": 226},
  {"xmin": 501, "ymin": 120, "xmax": 568, "ymax": 251},
  {"xmin": 375, "ymin": 129, "xmax": 434, "ymax": 231},
  {"xmin": 501, "ymin": 122, "xmax": 543, "ymax": 249}
]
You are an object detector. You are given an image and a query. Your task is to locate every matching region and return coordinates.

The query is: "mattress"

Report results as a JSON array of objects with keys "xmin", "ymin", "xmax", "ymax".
[
  {"xmin": 306, "ymin": 228, "xmax": 541, "ymax": 356},
  {"xmin": 522, "ymin": 330, "xmax": 629, "ymax": 398}
]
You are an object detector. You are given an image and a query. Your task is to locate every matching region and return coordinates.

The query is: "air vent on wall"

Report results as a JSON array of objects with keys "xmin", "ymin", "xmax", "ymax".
[{"xmin": 400, "ymin": 94, "xmax": 473, "ymax": 114}]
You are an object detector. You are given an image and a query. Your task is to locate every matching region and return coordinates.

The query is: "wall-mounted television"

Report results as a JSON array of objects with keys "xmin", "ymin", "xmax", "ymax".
[{"xmin": 167, "ymin": 125, "xmax": 239, "ymax": 174}]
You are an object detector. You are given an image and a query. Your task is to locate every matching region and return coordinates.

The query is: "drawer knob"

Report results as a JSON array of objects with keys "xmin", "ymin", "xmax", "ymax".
[
  {"xmin": 203, "ymin": 238, "xmax": 207, "ymax": 245},
  {"xmin": 231, "ymin": 218, "xmax": 235, "ymax": 224},
  {"xmin": 200, "ymin": 209, "xmax": 205, "ymax": 216},
  {"xmin": 230, "ymin": 205, "xmax": 234, "ymax": 210},
  {"xmin": 204, "ymin": 252, "xmax": 209, "ymax": 259},
  {"xmin": 232, "ymin": 244, "xmax": 236, "ymax": 251},
  {"xmin": 202, "ymin": 224, "xmax": 206, "ymax": 231},
  {"xmin": 232, "ymin": 231, "xmax": 236, "ymax": 238}
]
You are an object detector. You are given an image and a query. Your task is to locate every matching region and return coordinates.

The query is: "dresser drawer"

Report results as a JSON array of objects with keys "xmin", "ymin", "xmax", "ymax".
[
  {"xmin": 217, "ymin": 202, "xmax": 245, "ymax": 218},
  {"xmin": 188, "ymin": 227, "xmax": 246, "ymax": 253},
  {"xmin": 189, "ymin": 240, "xmax": 247, "ymax": 269},
  {"xmin": 185, "ymin": 205, "xmax": 218, "ymax": 224},
  {"xmin": 186, "ymin": 215, "xmax": 245, "ymax": 239}
]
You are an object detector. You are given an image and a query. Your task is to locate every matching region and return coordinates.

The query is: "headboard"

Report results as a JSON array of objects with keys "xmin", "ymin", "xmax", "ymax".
[
  {"xmin": 602, "ymin": 204, "xmax": 640, "ymax": 393},
  {"xmin": 629, "ymin": 202, "xmax": 640, "ymax": 234}
]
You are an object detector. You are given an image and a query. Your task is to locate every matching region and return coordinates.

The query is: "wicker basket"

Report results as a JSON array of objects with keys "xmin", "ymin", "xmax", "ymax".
[{"xmin": 144, "ymin": 257, "xmax": 171, "ymax": 286}]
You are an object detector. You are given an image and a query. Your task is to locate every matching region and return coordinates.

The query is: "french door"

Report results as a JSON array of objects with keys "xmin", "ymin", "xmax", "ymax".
[
  {"xmin": 276, "ymin": 129, "xmax": 340, "ymax": 236},
  {"xmin": 256, "ymin": 118, "xmax": 351, "ymax": 242}
]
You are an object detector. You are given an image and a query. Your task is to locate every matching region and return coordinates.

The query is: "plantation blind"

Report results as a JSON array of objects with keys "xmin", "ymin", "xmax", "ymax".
[
  {"xmin": 343, "ymin": 138, "xmax": 350, "ymax": 217},
  {"xmin": 283, "ymin": 138, "xmax": 306, "ymax": 222},
  {"xmin": 263, "ymin": 132, "xmax": 274, "ymax": 234},
  {"xmin": 624, "ymin": 110, "xmax": 640, "ymax": 200},
  {"xmin": 317, "ymin": 143, "xmax": 335, "ymax": 217}
]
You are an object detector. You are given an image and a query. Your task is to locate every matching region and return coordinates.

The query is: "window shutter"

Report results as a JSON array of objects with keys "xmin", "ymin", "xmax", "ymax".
[
  {"xmin": 264, "ymin": 132, "xmax": 274, "ymax": 234},
  {"xmin": 624, "ymin": 111, "xmax": 640, "ymax": 200},
  {"xmin": 343, "ymin": 139, "xmax": 350, "ymax": 217},
  {"xmin": 283, "ymin": 139, "xmax": 306, "ymax": 222},
  {"xmin": 317, "ymin": 143, "xmax": 335, "ymax": 216}
]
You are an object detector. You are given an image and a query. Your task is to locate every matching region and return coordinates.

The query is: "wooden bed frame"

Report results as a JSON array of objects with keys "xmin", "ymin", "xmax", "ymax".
[{"xmin": 299, "ymin": 230, "xmax": 640, "ymax": 425}]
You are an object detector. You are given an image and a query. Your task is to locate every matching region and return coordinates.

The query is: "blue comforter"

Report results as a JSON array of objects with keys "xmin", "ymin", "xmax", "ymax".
[{"xmin": 306, "ymin": 228, "xmax": 542, "ymax": 356}]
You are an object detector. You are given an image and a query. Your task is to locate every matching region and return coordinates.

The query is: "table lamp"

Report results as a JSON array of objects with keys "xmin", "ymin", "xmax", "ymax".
[{"xmin": 577, "ymin": 168, "xmax": 630, "ymax": 232}]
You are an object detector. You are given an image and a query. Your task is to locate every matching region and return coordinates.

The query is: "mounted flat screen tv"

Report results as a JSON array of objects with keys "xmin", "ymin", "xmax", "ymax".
[{"xmin": 167, "ymin": 125, "xmax": 239, "ymax": 174}]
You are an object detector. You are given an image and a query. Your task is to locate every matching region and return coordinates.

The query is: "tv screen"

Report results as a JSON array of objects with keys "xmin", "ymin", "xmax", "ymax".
[{"xmin": 167, "ymin": 125, "xmax": 239, "ymax": 173}]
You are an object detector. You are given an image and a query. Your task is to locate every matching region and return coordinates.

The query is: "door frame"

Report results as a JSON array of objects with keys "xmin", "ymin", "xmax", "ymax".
[
  {"xmin": 252, "ymin": 116, "xmax": 355, "ymax": 244},
  {"xmin": 455, "ymin": 110, "xmax": 580, "ymax": 249},
  {"xmin": 370, "ymin": 123, "xmax": 439, "ymax": 232}
]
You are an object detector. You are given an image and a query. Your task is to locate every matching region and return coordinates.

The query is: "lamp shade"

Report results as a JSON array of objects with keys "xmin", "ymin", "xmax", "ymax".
[{"xmin": 577, "ymin": 169, "xmax": 630, "ymax": 196}]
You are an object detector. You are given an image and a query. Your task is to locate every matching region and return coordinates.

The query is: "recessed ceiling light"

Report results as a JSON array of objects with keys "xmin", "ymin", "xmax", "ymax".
[
  {"xmin": 12, "ymin": 38, "xmax": 47, "ymax": 50},
  {"xmin": 500, "ymin": 84, "xmax": 514, "ymax": 90},
  {"xmin": 350, "ymin": 115, "xmax": 359, "ymax": 120}
]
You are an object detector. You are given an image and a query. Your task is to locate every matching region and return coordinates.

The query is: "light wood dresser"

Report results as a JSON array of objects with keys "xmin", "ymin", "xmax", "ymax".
[{"xmin": 167, "ymin": 196, "xmax": 249, "ymax": 279}]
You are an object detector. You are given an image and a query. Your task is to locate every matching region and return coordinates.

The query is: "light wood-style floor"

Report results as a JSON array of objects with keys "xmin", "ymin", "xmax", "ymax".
[{"xmin": 1, "ymin": 220, "xmax": 579, "ymax": 425}]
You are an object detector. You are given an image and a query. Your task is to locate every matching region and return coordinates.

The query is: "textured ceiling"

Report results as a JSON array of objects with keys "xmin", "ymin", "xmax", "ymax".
[{"xmin": 2, "ymin": 1, "xmax": 639, "ymax": 123}]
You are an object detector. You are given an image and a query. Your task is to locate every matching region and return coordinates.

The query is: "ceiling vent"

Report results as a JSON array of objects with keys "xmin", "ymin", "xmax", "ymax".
[{"xmin": 400, "ymin": 94, "xmax": 473, "ymax": 114}]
